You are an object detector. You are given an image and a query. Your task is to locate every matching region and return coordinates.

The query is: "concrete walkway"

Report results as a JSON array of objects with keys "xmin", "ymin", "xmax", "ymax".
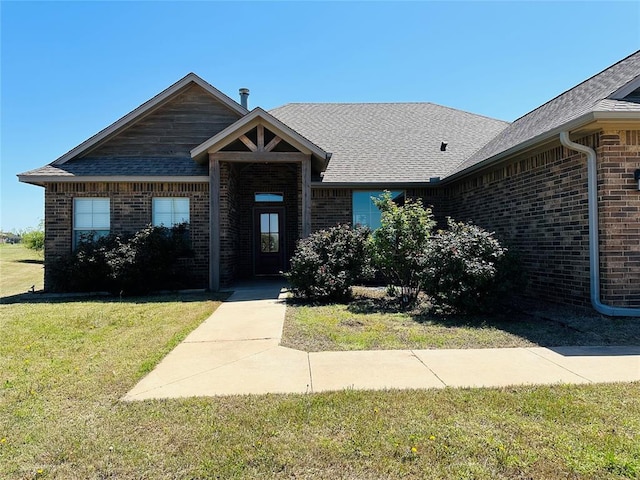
[{"xmin": 123, "ymin": 282, "xmax": 640, "ymax": 400}]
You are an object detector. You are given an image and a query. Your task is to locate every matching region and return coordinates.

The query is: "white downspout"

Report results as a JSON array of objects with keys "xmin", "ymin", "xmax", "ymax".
[{"xmin": 559, "ymin": 131, "xmax": 640, "ymax": 316}]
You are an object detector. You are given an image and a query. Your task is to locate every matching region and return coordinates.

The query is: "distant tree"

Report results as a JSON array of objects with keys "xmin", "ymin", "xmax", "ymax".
[{"xmin": 21, "ymin": 220, "xmax": 44, "ymax": 252}]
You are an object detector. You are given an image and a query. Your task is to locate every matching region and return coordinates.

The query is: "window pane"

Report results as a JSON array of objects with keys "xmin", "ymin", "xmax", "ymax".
[
  {"xmin": 269, "ymin": 213, "xmax": 279, "ymax": 233},
  {"xmin": 352, "ymin": 190, "xmax": 403, "ymax": 230},
  {"xmin": 255, "ymin": 193, "xmax": 283, "ymax": 202},
  {"xmin": 74, "ymin": 198, "xmax": 110, "ymax": 230},
  {"xmin": 270, "ymin": 233, "xmax": 279, "ymax": 253},
  {"xmin": 260, "ymin": 213, "xmax": 270, "ymax": 233},
  {"xmin": 153, "ymin": 198, "xmax": 190, "ymax": 226}
]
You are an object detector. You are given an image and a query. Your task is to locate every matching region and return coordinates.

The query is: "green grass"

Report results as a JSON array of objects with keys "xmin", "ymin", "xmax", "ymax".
[
  {"xmin": 0, "ymin": 244, "xmax": 44, "ymax": 297},
  {"xmin": 282, "ymin": 288, "xmax": 640, "ymax": 352},
  {"xmin": 2, "ymin": 246, "xmax": 640, "ymax": 478}
]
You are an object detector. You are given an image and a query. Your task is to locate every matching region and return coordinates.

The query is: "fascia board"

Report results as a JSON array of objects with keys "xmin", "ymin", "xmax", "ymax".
[
  {"xmin": 52, "ymin": 73, "xmax": 247, "ymax": 166},
  {"xmin": 17, "ymin": 175, "xmax": 210, "ymax": 186},
  {"xmin": 607, "ymin": 75, "xmax": 640, "ymax": 99},
  {"xmin": 311, "ymin": 181, "xmax": 437, "ymax": 188}
]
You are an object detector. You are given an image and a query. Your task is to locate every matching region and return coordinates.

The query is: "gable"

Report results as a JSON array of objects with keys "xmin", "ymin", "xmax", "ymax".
[
  {"xmin": 191, "ymin": 107, "xmax": 330, "ymax": 174},
  {"xmin": 81, "ymin": 84, "xmax": 242, "ymax": 159}
]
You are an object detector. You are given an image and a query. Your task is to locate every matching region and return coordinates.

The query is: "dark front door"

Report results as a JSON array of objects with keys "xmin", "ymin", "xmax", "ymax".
[{"xmin": 254, "ymin": 207, "xmax": 285, "ymax": 275}]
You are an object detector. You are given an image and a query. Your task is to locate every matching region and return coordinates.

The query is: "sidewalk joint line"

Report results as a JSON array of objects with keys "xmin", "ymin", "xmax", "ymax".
[
  {"xmin": 307, "ymin": 353, "xmax": 314, "ymax": 394},
  {"xmin": 526, "ymin": 347, "xmax": 594, "ymax": 383},
  {"xmin": 410, "ymin": 350, "xmax": 447, "ymax": 387}
]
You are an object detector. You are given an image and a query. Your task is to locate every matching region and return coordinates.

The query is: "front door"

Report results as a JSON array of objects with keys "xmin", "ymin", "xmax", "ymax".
[{"xmin": 254, "ymin": 207, "xmax": 285, "ymax": 275}]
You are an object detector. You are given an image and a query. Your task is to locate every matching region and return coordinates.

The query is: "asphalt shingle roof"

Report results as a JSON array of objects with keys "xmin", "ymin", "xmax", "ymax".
[
  {"xmin": 454, "ymin": 51, "xmax": 640, "ymax": 175},
  {"xmin": 269, "ymin": 103, "xmax": 508, "ymax": 183},
  {"xmin": 20, "ymin": 157, "xmax": 207, "ymax": 178}
]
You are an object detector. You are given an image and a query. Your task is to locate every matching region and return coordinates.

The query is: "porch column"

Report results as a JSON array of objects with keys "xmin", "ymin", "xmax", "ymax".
[
  {"xmin": 209, "ymin": 154, "xmax": 220, "ymax": 291},
  {"xmin": 302, "ymin": 155, "xmax": 311, "ymax": 238}
]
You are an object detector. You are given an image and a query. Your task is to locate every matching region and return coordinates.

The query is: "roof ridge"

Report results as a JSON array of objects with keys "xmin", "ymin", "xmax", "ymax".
[{"xmin": 270, "ymin": 102, "xmax": 509, "ymax": 123}]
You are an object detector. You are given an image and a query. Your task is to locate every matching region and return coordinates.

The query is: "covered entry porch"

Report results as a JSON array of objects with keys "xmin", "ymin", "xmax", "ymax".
[{"xmin": 190, "ymin": 108, "xmax": 330, "ymax": 290}]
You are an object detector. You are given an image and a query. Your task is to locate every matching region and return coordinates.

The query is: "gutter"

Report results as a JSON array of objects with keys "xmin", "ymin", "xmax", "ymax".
[{"xmin": 559, "ymin": 131, "xmax": 640, "ymax": 317}]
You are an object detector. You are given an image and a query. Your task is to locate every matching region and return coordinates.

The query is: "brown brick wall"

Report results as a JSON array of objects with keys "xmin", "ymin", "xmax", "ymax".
[
  {"xmin": 444, "ymin": 136, "xmax": 598, "ymax": 306},
  {"xmin": 43, "ymin": 182, "xmax": 209, "ymax": 290},
  {"xmin": 597, "ymin": 130, "xmax": 640, "ymax": 307},
  {"xmin": 219, "ymin": 162, "xmax": 240, "ymax": 285},
  {"xmin": 219, "ymin": 163, "xmax": 300, "ymax": 282},
  {"xmin": 310, "ymin": 187, "xmax": 445, "ymax": 232},
  {"xmin": 311, "ymin": 188, "xmax": 352, "ymax": 231},
  {"xmin": 442, "ymin": 131, "xmax": 640, "ymax": 308}
]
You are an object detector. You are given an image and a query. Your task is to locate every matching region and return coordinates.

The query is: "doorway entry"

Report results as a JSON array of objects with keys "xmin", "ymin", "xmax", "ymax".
[{"xmin": 254, "ymin": 207, "xmax": 285, "ymax": 275}]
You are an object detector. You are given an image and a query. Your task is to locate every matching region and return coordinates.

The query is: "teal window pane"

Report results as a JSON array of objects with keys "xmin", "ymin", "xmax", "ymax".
[
  {"xmin": 352, "ymin": 190, "xmax": 403, "ymax": 229},
  {"xmin": 255, "ymin": 193, "xmax": 284, "ymax": 202}
]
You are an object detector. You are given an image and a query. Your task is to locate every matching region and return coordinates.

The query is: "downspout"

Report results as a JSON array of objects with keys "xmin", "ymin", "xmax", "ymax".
[{"xmin": 559, "ymin": 131, "xmax": 640, "ymax": 316}]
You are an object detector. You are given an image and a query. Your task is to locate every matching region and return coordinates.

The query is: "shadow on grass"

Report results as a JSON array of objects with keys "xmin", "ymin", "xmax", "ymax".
[
  {"xmin": 342, "ymin": 292, "xmax": 640, "ymax": 348},
  {"xmin": 15, "ymin": 259, "xmax": 44, "ymax": 265},
  {"xmin": 0, "ymin": 290, "xmax": 230, "ymax": 305}
]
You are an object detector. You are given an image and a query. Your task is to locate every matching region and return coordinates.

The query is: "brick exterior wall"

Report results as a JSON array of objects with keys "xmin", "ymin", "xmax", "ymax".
[
  {"xmin": 41, "ymin": 130, "xmax": 640, "ymax": 308},
  {"xmin": 219, "ymin": 163, "xmax": 300, "ymax": 283},
  {"xmin": 443, "ymin": 131, "xmax": 640, "ymax": 308},
  {"xmin": 597, "ymin": 130, "xmax": 640, "ymax": 307},
  {"xmin": 219, "ymin": 162, "xmax": 240, "ymax": 285},
  {"xmin": 310, "ymin": 187, "xmax": 445, "ymax": 232},
  {"xmin": 311, "ymin": 188, "xmax": 352, "ymax": 231},
  {"xmin": 43, "ymin": 182, "xmax": 209, "ymax": 290},
  {"xmin": 443, "ymin": 137, "xmax": 595, "ymax": 306}
]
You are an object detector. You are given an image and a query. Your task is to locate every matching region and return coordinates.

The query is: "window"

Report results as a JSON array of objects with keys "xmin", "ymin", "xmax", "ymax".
[
  {"xmin": 73, "ymin": 198, "xmax": 110, "ymax": 246},
  {"xmin": 352, "ymin": 190, "xmax": 404, "ymax": 230},
  {"xmin": 260, "ymin": 213, "xmax": 279, "ymax": 253},
  {"xmin": 152, "ymin": 198, "xmax": 190, "ymax": 227},
  {"xmin": 255, "ymin": 193, "xmax": 284, "ymax": 203}
]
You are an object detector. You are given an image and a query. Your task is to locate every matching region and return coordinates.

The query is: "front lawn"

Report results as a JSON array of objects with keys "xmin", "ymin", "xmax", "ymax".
[
  {"xmin": 0, "ymin": 244, "xmax": 44, "ymax": 298},
  {"xmin": 1, "ymin": 294, "xmax": 639, "ymax": 478},
  {"xmin": 281, "ymin": 287, "xmax": 640, "ymax": 351}
]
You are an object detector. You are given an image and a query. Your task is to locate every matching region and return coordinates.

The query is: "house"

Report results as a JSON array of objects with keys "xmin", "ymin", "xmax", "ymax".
[{"xmin": 19, "ymin": 51, "xmax": 640, "ymax": 313}]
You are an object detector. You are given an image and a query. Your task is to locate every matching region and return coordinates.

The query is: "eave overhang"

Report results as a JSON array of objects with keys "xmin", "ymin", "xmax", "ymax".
[
  {"xmin": 17, "ymin": 175, "xmax": 210, "ymax": 187},
  {"xmin": 441, "ymin": 110, "xmax": 640, "ymax": 185},
  {"xmin": 310, "ymin": 181, "xmax": 439, "ymax": 188}
]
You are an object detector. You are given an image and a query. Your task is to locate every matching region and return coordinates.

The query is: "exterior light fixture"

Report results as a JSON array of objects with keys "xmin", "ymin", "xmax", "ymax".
[
  {"xmin": 635, "ymin": 169, "xmax": 640, "ymax": 190},
  {"xmin": 440, "ymin": 142, "xmax": 448, "ymax": 152}
]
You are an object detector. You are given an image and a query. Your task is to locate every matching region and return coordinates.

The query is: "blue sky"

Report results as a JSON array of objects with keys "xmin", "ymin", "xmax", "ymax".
[{"xmin": 1, "ymin": 1, "xmax": 639, "ymax": 232}]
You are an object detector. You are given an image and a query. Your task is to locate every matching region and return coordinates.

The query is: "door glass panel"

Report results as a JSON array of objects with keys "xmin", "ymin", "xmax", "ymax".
[{"xmin": 260, "ymin": 213, "xmax": 279, "ymax": 253}]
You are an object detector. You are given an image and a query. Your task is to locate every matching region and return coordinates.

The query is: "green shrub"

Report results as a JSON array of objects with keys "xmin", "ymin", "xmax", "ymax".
[
  {"xmin": 48, "ymin": 224, "xmax": 193, "ymax": 295},
  {"xmin": 370, "ymin": 192, "xmax": 435, "ymax": 306},
  {"xmin": 286, "ymin": 224, "xmax": 372, "ymax": 301},
  {"xmin": 421, "ymin": 218, "xmax": 512, "ymax": 313},
  {"xmin": 21, "ymin": 228, "xmax": 44, "ymax": 251}
]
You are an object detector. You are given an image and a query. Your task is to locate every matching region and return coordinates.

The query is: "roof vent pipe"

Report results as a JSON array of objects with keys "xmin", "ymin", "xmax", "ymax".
[
  {"xmin": 239, "ymin": 88, "xmax": 249, "ymax": 109},
  {"xmin": 559, "ymin": 131, "xmax": 640, "ymax": 317}
]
